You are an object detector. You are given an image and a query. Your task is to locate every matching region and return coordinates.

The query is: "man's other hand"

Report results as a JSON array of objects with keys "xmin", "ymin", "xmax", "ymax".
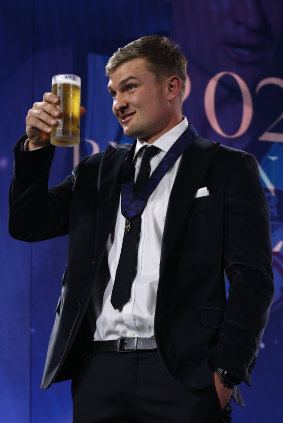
[{"xmin": 213, "ymin": 371, "xmax": 233, "ymax": 410}]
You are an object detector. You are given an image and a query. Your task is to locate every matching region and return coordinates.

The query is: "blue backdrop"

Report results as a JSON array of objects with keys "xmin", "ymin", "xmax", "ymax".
[{"xmin": 0, "ymin": 0, "xmax": 282, "ymax": 421}]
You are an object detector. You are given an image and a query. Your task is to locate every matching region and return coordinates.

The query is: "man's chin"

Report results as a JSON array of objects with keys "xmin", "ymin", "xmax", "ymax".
[{"xmin": 122, "ymin": 126, "xmax": 140, "ymax": 139}]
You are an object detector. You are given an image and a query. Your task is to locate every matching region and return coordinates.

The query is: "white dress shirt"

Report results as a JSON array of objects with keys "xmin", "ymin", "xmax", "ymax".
[{"xmin": 93, "ymin": 117, "xmax": 189, "ymax": 340}]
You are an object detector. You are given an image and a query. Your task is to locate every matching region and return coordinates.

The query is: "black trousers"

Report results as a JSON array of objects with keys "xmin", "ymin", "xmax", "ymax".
[{"xmin": 71, "ymin": 349, "xmax": 232, "ymax": 423}]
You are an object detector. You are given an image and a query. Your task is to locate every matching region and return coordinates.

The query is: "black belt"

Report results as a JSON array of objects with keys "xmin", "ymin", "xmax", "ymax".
[{"xmin": 93, "ymin": 336, "xmax": 157, "ymax": 353}]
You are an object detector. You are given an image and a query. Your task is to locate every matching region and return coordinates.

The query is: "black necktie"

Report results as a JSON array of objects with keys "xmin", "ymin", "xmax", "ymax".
[{"xmin": 111, "ymin": 145, "xmax": 160, "ymax": 310}]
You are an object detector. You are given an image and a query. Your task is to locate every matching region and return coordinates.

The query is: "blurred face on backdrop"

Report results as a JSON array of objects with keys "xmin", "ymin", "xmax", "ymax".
[
  {"xmin": 172, "ymin": 0, "xmax": 283, "ymax": 88},
  {"xmin": 107, "ymin": 58, "xmax": 180, "ymax": 144}
]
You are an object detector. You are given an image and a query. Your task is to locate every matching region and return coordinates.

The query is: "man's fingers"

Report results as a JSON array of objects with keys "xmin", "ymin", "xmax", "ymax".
[
  {"xmin": 32, "ymin": 101, "xmax": 61, "ymax": 118},
  {"xmin": 25, "ymin": 92, "xmax": 81, "ymax": 145},
  {"xmin": 26, "ymin": 107, "xmax": 59, "ymax": 131},
  {"xmin": 80, "ymin": 106, "xmax": 86, "ymax": 117},
  {"xmin": 43, "ymin": 92, "xmax": 60, "ymax": 104},
  {"xmin": 26, "ymin": 114, "xmax": 53, "ymax": 134},
  {"xmin": 213, "ymin": 372, "xmax": 232, "ymax": 410}
]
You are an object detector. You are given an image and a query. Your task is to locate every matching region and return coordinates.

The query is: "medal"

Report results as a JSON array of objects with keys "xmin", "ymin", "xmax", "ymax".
[{"xmin": 125, "ymin": 219, "xmax": 131, "ymax": 233}]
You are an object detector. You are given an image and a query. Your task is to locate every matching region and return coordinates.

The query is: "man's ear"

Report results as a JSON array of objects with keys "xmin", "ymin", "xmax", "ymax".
[{"xmin": 167, "ymin": 75, "xmax": 182, "ymax": 102}]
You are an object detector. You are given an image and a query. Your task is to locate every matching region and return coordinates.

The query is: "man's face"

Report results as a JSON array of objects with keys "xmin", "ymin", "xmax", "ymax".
[
  {"xmin": 108, "ymin": 58, "xmax": 172, "ymax": 143},
  {"xmin": 172, "ymin": 0, "xmax": 283, "ymax": 88}
]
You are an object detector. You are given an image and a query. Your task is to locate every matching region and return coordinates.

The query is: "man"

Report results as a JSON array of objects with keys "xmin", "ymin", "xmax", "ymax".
[{"xmin": 9, "ymin": 35, "xmax": 274, "ymax": 422}]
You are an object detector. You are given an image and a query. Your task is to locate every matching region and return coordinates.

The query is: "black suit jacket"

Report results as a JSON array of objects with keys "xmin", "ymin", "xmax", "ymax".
[{"xmin": 9, "ymin": 130, "xmax": 274, "ymax": 391}]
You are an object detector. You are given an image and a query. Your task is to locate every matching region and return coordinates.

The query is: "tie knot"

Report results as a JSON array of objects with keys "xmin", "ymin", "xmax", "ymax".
[
  {"xmin": 134, "ymin": 145, "xmax": 160, "ymax": 197},
  {"xmin": 140, "ymin": 145, "xmax": 160, "ymax": 162}
]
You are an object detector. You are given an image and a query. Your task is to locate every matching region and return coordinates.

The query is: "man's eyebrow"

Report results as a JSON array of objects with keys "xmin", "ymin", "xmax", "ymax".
[
  {"xmin": 119, "ymin": 76, "xmax": 140, "ymax": 86},
  {"xmin": 108, "ymin": 76, "xmax": 140, "ymax": 91}
]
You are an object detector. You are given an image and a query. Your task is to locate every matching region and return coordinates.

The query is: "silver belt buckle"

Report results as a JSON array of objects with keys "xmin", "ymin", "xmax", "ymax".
[{"xmin": 117, "ymin": 337, "xmax": 138, "ymax": 352}]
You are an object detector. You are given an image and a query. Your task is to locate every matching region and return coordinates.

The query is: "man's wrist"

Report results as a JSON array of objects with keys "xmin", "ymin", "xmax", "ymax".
[
  {"xmin": 23, "ymin": 138, "xmax": 31, "ymax": 151},
  {"xmin": 215, "ymin": 368, "xmax": 241, "ymax": 388},
  {"xmin": 24, "ymin": 138, "xmax": 48, "ymax": 151}
]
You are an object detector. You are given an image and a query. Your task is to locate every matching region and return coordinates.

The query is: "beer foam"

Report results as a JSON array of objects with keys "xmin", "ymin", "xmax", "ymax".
[{"xmin": 52, "ymin": 75, "xmax": 81, "ymax": 87}]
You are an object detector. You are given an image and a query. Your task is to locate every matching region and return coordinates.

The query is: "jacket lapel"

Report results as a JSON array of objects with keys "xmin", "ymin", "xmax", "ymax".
[
  {"xmin": 160, "ymin": 136, "xmax": 220, "ymax": 267},
  {"xmin": 94, "ymin": 144, "xmax": 130, "ymax": 258},
  {"xmin": 94, "ymin": 136, "xmax": 220, "ymax": 268}
]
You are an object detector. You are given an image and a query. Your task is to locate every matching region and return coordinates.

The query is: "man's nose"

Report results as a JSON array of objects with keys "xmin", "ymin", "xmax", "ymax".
[
  {"xmin": 230, "ymin": 0, "xmax": 264, "ymax": 30},
  {"xmin": 114, "ymin": 93, "xmax": 128, "ymax": 113}
]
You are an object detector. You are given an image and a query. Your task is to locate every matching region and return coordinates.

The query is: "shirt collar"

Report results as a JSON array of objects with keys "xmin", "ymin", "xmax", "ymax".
[{"xmin": 134, "ymin": 116, "xmax": 189, "ymax": 159}]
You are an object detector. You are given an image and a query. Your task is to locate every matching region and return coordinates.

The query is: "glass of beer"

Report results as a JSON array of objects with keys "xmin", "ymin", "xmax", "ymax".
[{"xmin": 50, "ymin": 74, "xmax": 81, "ymax": 147}]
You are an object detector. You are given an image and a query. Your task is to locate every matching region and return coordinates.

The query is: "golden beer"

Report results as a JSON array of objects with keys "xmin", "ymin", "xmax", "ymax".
[{"xmin": 50, "ymin": 74, "xmax": 81, "ymax": 147}]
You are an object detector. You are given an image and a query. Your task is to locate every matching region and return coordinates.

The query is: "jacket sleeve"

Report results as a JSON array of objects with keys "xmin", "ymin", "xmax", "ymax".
[
  {"xmin": 209, "ymin": 152, "xmax": 274, "ymax": 386},
  {"xmin": 9, "ymin": 136, "xmax": 77, "ymax": 242}
]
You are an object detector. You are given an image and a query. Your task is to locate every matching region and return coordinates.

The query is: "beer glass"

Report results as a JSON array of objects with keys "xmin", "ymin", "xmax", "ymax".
[{"xmin": 50, "ymin": 74, "xmax": 81, "ymax": 147}]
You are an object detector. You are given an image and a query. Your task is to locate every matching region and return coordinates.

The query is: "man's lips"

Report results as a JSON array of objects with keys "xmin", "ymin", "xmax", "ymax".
[
  {"xmin": 121, "ymin": 112, "xmax": 136, "ymax": 125},
  {"xmin": 221, "ymin": 36, "xmax": 267, "ymax": 64}
]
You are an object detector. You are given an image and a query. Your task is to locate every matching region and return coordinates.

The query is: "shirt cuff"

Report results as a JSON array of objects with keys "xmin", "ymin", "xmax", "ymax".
[{"xmin": 23, "ymin": 138, "xmax": 45, "ymax": 151}]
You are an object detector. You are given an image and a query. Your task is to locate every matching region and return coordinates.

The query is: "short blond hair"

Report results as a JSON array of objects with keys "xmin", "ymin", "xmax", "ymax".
[{"xmin": 105, "ymin": 35, "xmax": 187, "ymax": 100}]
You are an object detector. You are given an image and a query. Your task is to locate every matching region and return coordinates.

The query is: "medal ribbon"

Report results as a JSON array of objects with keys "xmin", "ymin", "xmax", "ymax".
[{"xmin": 121, "ymin": 124, "xmax": 198, "ymax": 220}]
